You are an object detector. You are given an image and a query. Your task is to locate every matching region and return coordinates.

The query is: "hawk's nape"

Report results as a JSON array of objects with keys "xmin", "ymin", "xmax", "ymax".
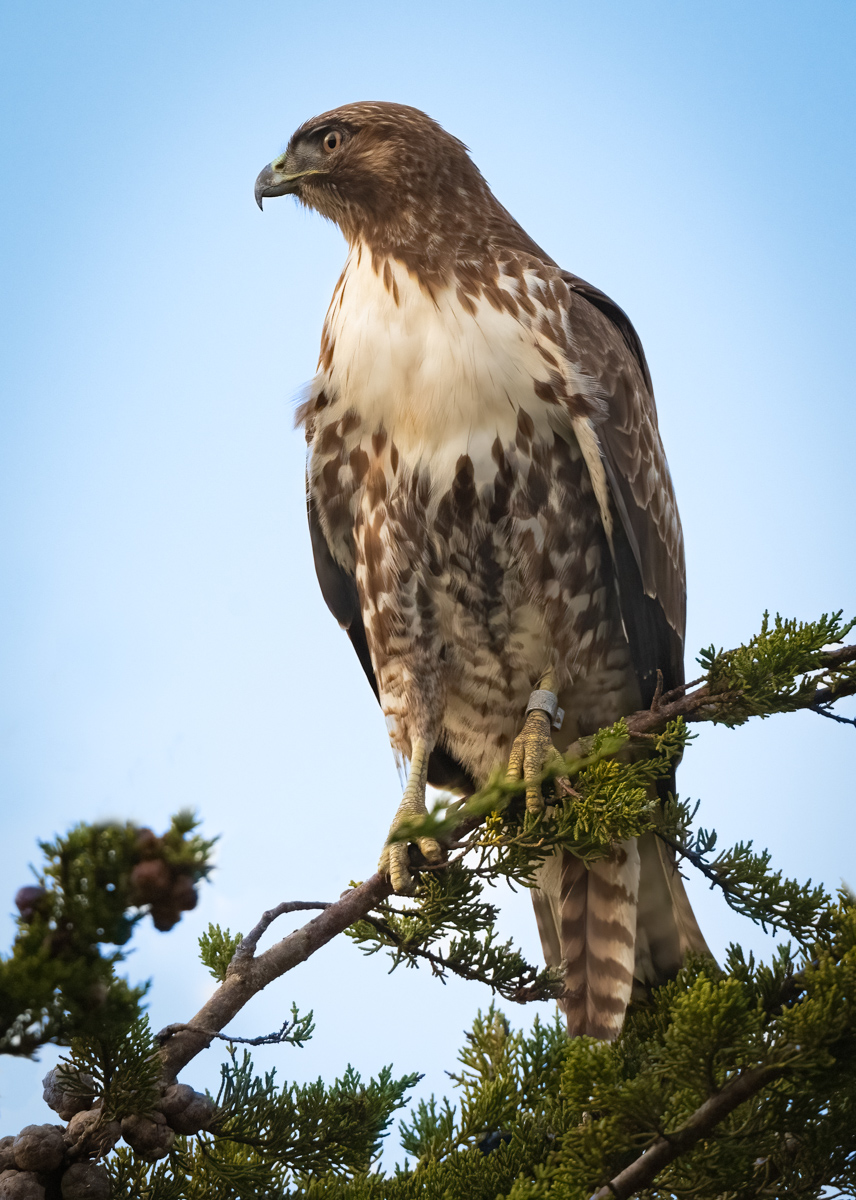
[{"xmin": 256, "ymin": 101, "xmax": 711, "ymax": 1038}]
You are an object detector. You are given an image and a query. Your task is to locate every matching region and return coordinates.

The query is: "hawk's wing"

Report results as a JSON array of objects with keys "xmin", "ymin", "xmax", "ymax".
[
  {"xmin": 307, "ymin": 493, "xmax": 476, "ymax": 791},
  {"xmin": 561, "ymin": 272, "xmax": 686, "ymax": 702},
  {"xmin": 307, "ymin": 492, "xmax": 378, "ymax": 700},
  {"xmin": 531, "ymin": 278, "xmax": 702, "ymax": 1040}
]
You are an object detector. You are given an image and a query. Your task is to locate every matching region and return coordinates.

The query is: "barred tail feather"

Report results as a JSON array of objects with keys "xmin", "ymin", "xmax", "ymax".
[
  {"xmin": 532, "ymin": 834, "xmax": 712, "ymax": 1040},
  {"xmin": 532, "ymin": 841, "xmax": 640, "ymax": 1040},
  {"xmin": 634, "ymin": 831, "xmax": 712, "ymax": 984}
]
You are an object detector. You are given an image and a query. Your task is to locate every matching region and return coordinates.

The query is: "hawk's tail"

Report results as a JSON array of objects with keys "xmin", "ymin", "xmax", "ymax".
[{"xmin": 531, "ymin": 832, "xmax": 711, "ymax": 1040}]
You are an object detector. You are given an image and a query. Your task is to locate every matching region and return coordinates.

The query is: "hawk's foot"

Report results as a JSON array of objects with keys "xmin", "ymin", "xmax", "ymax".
[
  {"xmin": 507, "ymin": 709, "xmax": 567, "ymax": 813},
  {"xmin": 378, "ymin": 737, "xmax": 443, "ymax": 894}
]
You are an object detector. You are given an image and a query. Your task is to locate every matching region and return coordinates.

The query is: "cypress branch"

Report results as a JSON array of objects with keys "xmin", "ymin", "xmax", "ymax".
[{"xmin": 590, "ymin": 1062, "xmax": 787, "ymax": 1200}]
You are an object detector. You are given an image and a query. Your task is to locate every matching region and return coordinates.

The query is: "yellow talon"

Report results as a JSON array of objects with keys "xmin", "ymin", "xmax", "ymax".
[
  {"xmin": 507, "ymin": 709, "xmax": 568, "ymax": 812},
  {"xmin": 378, "ymin": 737, "xmax": 443, "ymax": 893}
]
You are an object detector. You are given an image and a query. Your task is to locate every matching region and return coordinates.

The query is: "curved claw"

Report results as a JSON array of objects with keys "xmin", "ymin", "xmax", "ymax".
[
  {"xmin": 507, "ymin": 709, "xmax": 568, "ymax": 812},
  {"xmin": 379, "ymin": 841, "xmax": 416, "ymax": 895},
  {"xmin": 379, "ymin": 836, "xmax": 442, "ymax": 895}
]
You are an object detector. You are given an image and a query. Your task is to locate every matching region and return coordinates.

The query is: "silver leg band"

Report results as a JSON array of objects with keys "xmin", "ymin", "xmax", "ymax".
[{"xmin": 526, "ymin": 689, "xmax": 565, "ymax": 731}]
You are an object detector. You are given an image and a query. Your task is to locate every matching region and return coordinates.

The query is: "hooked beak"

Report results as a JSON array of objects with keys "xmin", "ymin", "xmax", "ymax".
[{"xmin": 254, "ymin": 159, "xmax": 309, "ymax": 209}]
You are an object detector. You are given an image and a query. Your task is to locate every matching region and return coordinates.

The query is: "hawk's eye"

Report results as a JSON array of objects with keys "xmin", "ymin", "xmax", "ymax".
[{"xmin": 322, "ymin": 130, "xmax": 343, "ymax": 153}]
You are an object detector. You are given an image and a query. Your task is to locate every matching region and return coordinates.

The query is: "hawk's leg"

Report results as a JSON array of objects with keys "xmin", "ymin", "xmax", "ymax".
[
  {"xmin": 378, "ymin": 737, "xmax": 443, "ymax": 894},
  {"xmin": 507, "ymin": 672, "xmax": 567, "ymax": 812}
]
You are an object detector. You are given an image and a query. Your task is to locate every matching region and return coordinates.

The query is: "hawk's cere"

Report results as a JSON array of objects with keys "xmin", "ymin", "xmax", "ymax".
[{"xmin": 256, "ymin": 102, "xmax": 710, "ymax": 1039}]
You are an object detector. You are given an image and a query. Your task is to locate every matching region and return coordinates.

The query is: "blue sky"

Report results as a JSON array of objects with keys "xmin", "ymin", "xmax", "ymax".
[{"xmin": 2, "ymin": 0, "xmax": 854, "ymax": 1155}]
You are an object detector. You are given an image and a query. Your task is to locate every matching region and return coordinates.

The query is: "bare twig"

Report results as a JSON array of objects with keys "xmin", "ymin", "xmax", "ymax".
[
  {"xmin": 659, "ymin": 673, "xmax": 706, "ymax": 703},
  {"xmin": 810, "ymin": 703, "xmax": 856, "ymax": 728},
  {"xmin": 234, "ymin": 900, "xmax": 332, "ymax": 960},
  {"xmin": 591, "ymin": 1064, "xmax": 786, "ymax": 1199},
  {"xmin": 655, "ymin": 828, "xmax": 744, "ymax": 903},
  {"xmin": 157, "ymin": 1015, "xmax": 311, "ymax": 1049},
  {"xmin": 211, "ymin": 1016, "xmax": 310, "ymax": 1048}
]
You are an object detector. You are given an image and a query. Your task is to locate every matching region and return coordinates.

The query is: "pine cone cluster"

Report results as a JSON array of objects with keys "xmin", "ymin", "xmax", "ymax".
[
  {"xmin": 128, "ymin": 829, "xmax": 198, "ymax": 931},
  {"xmin": 41, "ymin": 1071, "xmax": 95, "ymax": 1124},
  {"xmin": 158, "ymin": 1084, "xmax": 216, "ymax": 1136},
  {"xmin": 62, "ymin": 1110, "xmax": 121, "ymax": 1161},
  {"xmin": 0, "ymin": 1067, "xmax": 218, "ymax": 1198},
  {"xmin": 0, "ymin": 1124, "xmax": 110, "ymax": 1199},
  {"xmin": 110, "ymin": 1082, "xmax": 216, "ymax": 1164},
  {"xmin": 13, "ymin": 888, "xmax": 48, "ymax": 925}
]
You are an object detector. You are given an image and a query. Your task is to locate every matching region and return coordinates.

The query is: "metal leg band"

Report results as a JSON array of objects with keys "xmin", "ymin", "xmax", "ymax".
[{"xmin": 526, "ymin": 689, "xmax": 565, "ymax": 731}]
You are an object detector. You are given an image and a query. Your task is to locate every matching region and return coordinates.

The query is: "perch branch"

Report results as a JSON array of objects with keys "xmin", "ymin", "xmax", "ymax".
[
  {"xmin": 569, "ymin": 642, "xmax": 856, "ymax": 758},
  {"xmin": 156, "ymin": 644, "xmax": 854, "ymax": 1080}
]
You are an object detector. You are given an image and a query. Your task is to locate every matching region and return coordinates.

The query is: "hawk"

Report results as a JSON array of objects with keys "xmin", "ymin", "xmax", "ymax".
[{"xmin": 256, "ymin": 103, "xmax": 710, "ymax": 1039}]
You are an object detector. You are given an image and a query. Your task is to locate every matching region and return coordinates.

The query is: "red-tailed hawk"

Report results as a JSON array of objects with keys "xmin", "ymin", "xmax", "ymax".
[{"xmin": 256, "ymin": 102, "xmax": 709, "ymax": 1039}]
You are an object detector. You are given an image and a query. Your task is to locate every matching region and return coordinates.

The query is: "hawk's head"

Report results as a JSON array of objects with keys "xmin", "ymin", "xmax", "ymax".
[{"xmin": 254, "ymin": 102, "xmax": 485, "ymax": 244}]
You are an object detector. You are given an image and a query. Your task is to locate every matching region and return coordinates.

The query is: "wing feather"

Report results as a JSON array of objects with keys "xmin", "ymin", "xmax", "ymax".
[{"xmin": 561, "ymin": 272, "xmax": 686, "ymax": 700}]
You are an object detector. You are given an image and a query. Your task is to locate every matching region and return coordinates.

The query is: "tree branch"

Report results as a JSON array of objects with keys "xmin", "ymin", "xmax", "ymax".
[
  {"xmin": 810, "ymin": 703, "xmax": 856, "ymax": 728},
  {"xmin": 591, "ymin": 1063, "xmax": 786, "ymax": 1199},
  {"xmin": 562, "ymin": 642, "xmax": 856, "ymax": 758},
  {"xmin": 157, "ymin": 874, "xmax": 391, "ymax": 1078},
  {"xmin": 157, "ymin": 1010, "xmax": 314, "ymax": 1048}
]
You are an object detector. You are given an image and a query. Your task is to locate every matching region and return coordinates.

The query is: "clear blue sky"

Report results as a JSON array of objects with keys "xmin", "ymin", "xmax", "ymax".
[{"xmin": 2, "ymin": 0, "xmax": 854, "ymax": 1153}]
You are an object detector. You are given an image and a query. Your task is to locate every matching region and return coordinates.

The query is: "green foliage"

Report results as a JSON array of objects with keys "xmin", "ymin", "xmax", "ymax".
[
  {"xmin": 156, "ymin": 810, "xmax": 218, "ymax": 879},
  {"xmin": 273, "ymin": 1002, "xmax": 316, "ymax": 1049},
  {"xmin": 179, "ymin": 902, "xmax": 855, "ymax": 1200},
  {"xmin": 699, "ymin": 609, "xmax": 855, "ymax": 726},
  {"xmin": 662, "ymin": 797, "xmax": 832, "ymax": 949},
  {"xmin": 59, "ymin": 1014, "xmax": 161, "ymax": 1120},
  {"xmin": 78, "ymin": 787, "xmax": 856, "ymax": 1198},
  {"xmin": 106, "ymin": 1047, "xmax": 421, "ymax": 1199},
  {"xmin": 513, "ymin": 895, "xmax": 856, "ymax": 1198},
  {"xmin": 199, "ymin": 925, "xmax": 244, "ymax": 982},
  {"xmin": 399, "ymin": 1009, "xmax": 566, "ymax": 1165},
  {"xmin": 308, "ymin": 886, "xmax": 856, "ymax": 1199},
  {"xmin": 348, "ymin": 862, "xmax": 561, "ymax": 1003},
  {"xmin": 1, "ymin": 812, "xmax": 215, "ymax": 1056},
  {"xmin": 297, "ymin": 1010, "xmax": 569, "ymax": 1200}
]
